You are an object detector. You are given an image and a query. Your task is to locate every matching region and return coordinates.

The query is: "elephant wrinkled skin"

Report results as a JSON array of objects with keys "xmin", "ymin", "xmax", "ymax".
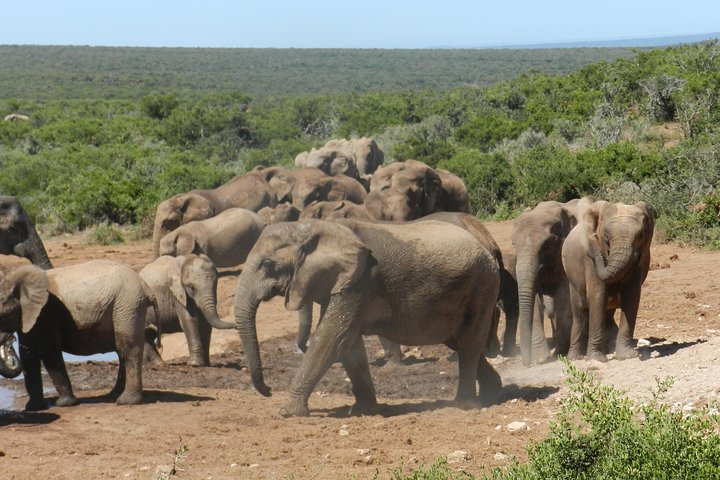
[
  {"xmin": 562, "ymin": 198, "xmax": 654, "ymax": 362},
  {"xmin": 233, "ymin": 219, "xmax": 501, "ymax": 417}
]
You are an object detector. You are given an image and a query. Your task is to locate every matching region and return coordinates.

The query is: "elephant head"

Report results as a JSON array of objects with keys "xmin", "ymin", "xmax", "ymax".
[
  {"xmin": 511, "ymin": 200, "xmax": 578, "ymax": 365},
  {"xmin": 158, "ymin": 227, "xmax": 198, "ymax": 258},
  {"xmin": 580, "ymin": 200, "xmax": 654, "ymax": 283},
  {"xmin": 365, "ymin": 160, "xmax": 443, "ymax": 221},
  {"xmin": 299, "ymin": 200, "xmax": 371, "ymax": 220},
  {"xmin": 152, "ymin": 193, "xmax": 215, "ymax": 257},
  {"xmin": 0, "ymin": 265, "xmax": 49, "ymax": 336},
  {"xmin": 256, "ymin": 203, "xmax": 301, "ymax": 225},
  {"xmin": 0, "ymin": 196, "xmax": 53, "ymax": 270},
  {"xmin": 233, "ymin": 221, "xmax": 369, "ymax": 396},
  {"xmin": 172, "ymin": 254, "xmax": 234, "ymax": 331},
  {"xmin": 304, "ymin": 145, "xmax": 361, "ymax": 179}
]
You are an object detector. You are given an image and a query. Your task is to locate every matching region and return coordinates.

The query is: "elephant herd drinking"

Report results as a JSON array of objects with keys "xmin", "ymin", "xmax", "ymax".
[{"xmin": 0, "ymin": 137, "xmax": 655, "ymax": 417}]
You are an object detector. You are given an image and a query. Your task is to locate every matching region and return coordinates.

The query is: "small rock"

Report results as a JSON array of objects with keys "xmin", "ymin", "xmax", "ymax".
[
  {"xmin": 506, "ymin": 421, "xmax": 528, "ymax": 432},
  {"xmin": 357, "ymin": 449, "xmax": 370, "ymax": 456},
  {"xmin": 447, "ymin": 450, "xmax": 470, "ymax": 463},
  {"xmin": 363, "ymin": 455, "xmax": 373, "ymax": 464},
  {"xmin": 339, "ymin": 429, "xmax": 350, "ymax": 436},
  {"xmin": 230, "ymin": 463, "xmax": 238, "ymax": 468},
  {"xmin": 494, "ymin": 452, "xmax": 508, "ymax": 461},
  {"xmin": 637, "ymin": 338, "xmax": 651, "ymax": 347},
  {"xmin": 138, "ymin": 466, "xmax": 150, "ymax": 471},
  {"xmin": 249, "ymin": 464, "xmax": 259, "ymax": 468}
]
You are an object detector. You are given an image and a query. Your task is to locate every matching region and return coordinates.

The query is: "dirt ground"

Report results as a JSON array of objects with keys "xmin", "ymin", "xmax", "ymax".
[{"xmin": 2, "ymin": 220, "xmax": 720, "ymax": 480}]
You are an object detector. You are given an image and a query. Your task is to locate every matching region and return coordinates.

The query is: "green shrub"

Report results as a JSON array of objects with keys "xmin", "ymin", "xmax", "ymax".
[
  {"xmin": 86, "ymin": 224, "xmax": 125, "ymax": 246},
  {"xmin": 140, "ymin": 93, "xmax": 178, "ymax": 120},
  {"xmin": 492, "ymin": 360, "xmax": 720, "ymax": 480}
]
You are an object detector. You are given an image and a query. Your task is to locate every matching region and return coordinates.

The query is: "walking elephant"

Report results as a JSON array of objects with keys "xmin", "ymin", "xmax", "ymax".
[
  {"xmin": 0, "ymin": 196, "xmax": 53, "ymax": 378},
  {"xmin": 0, "ymin": 260, "xmax": 155, "ymax": 410},
  {"xmin": 158, "ymin": 208, "xmax": 266, "ymax": 268},
  {"xmin": 512, "ymin": 199, "xmax": 579, "ymax": 366},
  {"xmin": 141, "ymin": 254, "xmax": 235, "ymax": 366},
  {"xmin": 562, "ymin": 198, "xmax": 654, "ymax": 362},
  {"xmin": 234, "ymin": 219, "xmax": 502, "ymax": 417},
  {"xmin": 151, "ymin": 171, "xmax": 278, "ymax": 257}
]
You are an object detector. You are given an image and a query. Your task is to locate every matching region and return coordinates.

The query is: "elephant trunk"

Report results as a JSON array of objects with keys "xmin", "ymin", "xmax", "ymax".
[
  {"xmin": 152, "ymin": 220, "xmax": 165, "ymax": 259},
  {"xmin": 25, "ymin": 225, "xmax": 53, "ymax": 270},
  {"xmin": 593, "ymin": 236, "xmax": 636, "ymax": 283},
  {"xmin": 516, "ymin": 253, "xmax": 540, "ymax": 366},
  {"xmin": 0, "ymin": 333, "xmax": 22, "ymax": 378},
  {"xmin": 197, "ymin": 293, "xmax": 235, "ymax": 330},
  {"xmin": 234, "ymin": 275, "xmax": 272, "ymax": 397}
]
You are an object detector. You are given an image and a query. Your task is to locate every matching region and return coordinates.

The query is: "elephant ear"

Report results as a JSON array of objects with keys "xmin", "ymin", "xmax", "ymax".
[
  {"xmin": 174, "ymin": 231, "xmax": 199, "ymax": 256},
  {"xmin": 268, "ymin": 169, "xmax": 296, "ymax": 204},
  {"xmin": 169, "ymin": 257, "xmax": 187, "ymax": 307},
  {"xmin": 178, "ymin": 193, "xmax": 215, "ymax": 223},
  {"xmin": 285, "ymin": 221, "xmax": 369, "ymax": 311},
  {"xmin": 8, "ymin": 265, "xmax": 49, "ymax": 333}
]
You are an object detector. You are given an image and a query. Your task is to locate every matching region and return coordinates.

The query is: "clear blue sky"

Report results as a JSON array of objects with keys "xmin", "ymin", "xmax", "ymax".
[{"xmin": 2, "ymin": 1, "xmax": 718, "ymax": 49}]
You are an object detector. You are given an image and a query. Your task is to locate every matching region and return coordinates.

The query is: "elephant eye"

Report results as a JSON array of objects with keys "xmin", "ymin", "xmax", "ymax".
[{"xmin": 261, "ymin": 259, "xmax": 276, "ymax": 271}]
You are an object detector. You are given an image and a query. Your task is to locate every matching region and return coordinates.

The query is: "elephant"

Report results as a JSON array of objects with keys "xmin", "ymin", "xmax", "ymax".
[
  {"xmin": 436, "ymin": 169, "xmax": 471, "ymax": 213},
  {"xmin": 0, "ymin": 260, "xmax": 155, "ymax": 410},
  {"xmin": 512, "ymin": 199, "xmax": 580, "ymax": 366},
  {"xmin": 299, "ymin": 200, "xmax": 372, "ymax": 221},
  {"xmin": 140, "ymin": 254, "xmax": 235, "ymax": 366},
  {"xmin": 158, "ymin": 208, "xmax": 266, "ymax": 268},
  {"xmin": 151, "ymin": 170, "xmax": 278, "ymax": 257},
  {"xmin": 256, "ymin": 203, "xmax": 301, "ymax": 225},
  {"xmin": 561, "ymin": 198, "xmax": 654, "ymax": 362},
  {"xmin": 234, "ymin": 219, "xmax": 502, "ymax": 417},
  {"xmin": 256, "ymin": 166, "xmax": 367, "ymax": 209},
  {"xmin": 296, "ymin": 138, "xmax": 384, "ymax": 180},
  {"xmin": 365, "ymin": 160, "xmax": 444, "ymax": 221},
  {"xmin": 0, "ymin": 196, "xmax": 53, "ymax": 378}
]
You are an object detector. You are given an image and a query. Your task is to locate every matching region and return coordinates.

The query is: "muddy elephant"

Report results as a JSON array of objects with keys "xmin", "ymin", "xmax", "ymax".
[
  {"xmin": 0, "ymin": 260, "xmax": 155, "ymax": 410},
  {"xmin": 296, "ymin": 138, "xmax": 384, "ymax": 179},
  {"xmin": 151, "ymin": 171, "xmax": 278, "ymax": 257},
  {"xmin": 140, "ymin": 254, "xmax": 235, "ymax": 366},
  {"xmin": 158, "ymin": 208, "xmax": 266, "ymax": 268},
  {"xmin": 256, "ymin": 203, "xmax": 301, "ymax": 225},
  {"xmin": 234, "ymin": 219, "xmax": 501, "ymax": 417},
  {"xmin": 512, "ymin": 199, "xmax": 579, "ymax": 366},
  {"xmin": 0, "ymin": 196, "xmax": 53, "ymax": 378},
  {"xmin": 562, "ymin": 199, "xmax": 654, "ymax": 362}
]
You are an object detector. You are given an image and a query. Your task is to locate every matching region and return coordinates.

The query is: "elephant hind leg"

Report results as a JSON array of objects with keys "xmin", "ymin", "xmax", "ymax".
[
  {"xmin": 342, "ymin": 335, "xmax": 379, "ymax": 416},
  {"xmin": 112, "ymin": 316, "xmax": 145, "ymax": 405}
]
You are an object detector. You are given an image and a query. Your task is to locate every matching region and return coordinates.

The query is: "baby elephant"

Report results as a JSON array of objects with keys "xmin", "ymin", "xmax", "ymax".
[
  {"xmin": 0, "ymin": 260, "xmax": 155, "ymax": 411},
  {"xmin": 158, "ymin": 208, "xmax": 265, "ymax": 268},
  {"xmin": 140, "ymin": 254, "xmax": 235, "ymax": 366}
]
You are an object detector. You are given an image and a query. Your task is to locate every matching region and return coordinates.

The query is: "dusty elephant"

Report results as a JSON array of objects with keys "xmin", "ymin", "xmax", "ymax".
[
  {"xmin": 234, "ymin": 219, "xmax": 502, "ymax": 417},
  {"xmin": 256, "ymin": 203, "xmax": 301, "ymax": 225},
  {"xmin": 0, "ymin": 260, "xmax": 155, "ymax": 410},
  {"xmin": 299, "ymin": 200, "xmax": 372, "ymax": 221},
  {"xmin": 158, "ymin": 208, "xmax": 266, "ymax": 268},
  {"xmin": 296, "ymin": 137, "xmax": 384, "ymax": 179},
  {"xmin": 140, "ymin": 254, "xmax": 235, "ymax": 367},
  {"xmin": 151, "ymin": 171, "xmax": 278, "ymax": 257},
  {"xmin": 512, "ymin": 199, "xmax": 579, "ymax": 366},
  {"xmin": 562, "ymin": 198, "xmax": 654, "ymax": 362},
  {"xmin": 0, "ymin": 196, "xmax": 53, "ymax": 378}
]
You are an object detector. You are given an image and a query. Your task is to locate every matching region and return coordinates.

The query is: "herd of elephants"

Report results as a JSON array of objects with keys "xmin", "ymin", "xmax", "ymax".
[{"xmin": 0, "ymin": 137, "xmax": 654, "ymax": 417}]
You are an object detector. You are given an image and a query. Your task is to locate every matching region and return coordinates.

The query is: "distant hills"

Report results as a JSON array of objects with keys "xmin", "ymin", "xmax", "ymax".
[{"xmin": 480, "ymin": 32, "xmax": 720, "ymax": 49}]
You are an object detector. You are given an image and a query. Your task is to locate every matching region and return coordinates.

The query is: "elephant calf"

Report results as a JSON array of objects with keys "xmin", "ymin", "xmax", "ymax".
[
  {"xmin": 0, "ymin": 260, "xmax": 155, "ymax": 410},
  {"xmin": 140, "ymin": 254, "xmax": 235, "ymax": 366}
]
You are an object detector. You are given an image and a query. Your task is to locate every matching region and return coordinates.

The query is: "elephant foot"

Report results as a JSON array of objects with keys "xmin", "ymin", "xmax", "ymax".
[
  {"xmin": 187, "ymin": 358, "xmax": 210, "ymax": 367},
  {"xmin": 349, "ymin": 398, "xmax": 380, "ymax": 416},
  {"xmin": 614, "ymin": 346, "xmax": 639, "ymax": 360},
  {"xmin": 25, "ymin": 398, "xmax": 49, "ymax": 411},
  {"xmin": 454, "ymin": 395, "xmax": 481, "ymax": 410},
  {"xmin": 117, "ymin": 391, "xmax": 144, "ymax": 405},
  {"xmin": 55, "ymin": 394, "xmax": 80, "ymax": 407},
  {"xmin": 566, "ymin": 349, "xmax": 584, "ymax": 361},
  {"xmin": 586, "ymin": 350, "xmax": 608, "ymax": 363},
  {"xmin": 486, "ymin": 335, "xmax": 501, "ymax": 358},
  {"xmin": 500, "ymin": 344, "xmax": 519, "ymax": 358},
  {"xmin": 279, "ymin": 399, "xmax": 310, "ymax": 418}
]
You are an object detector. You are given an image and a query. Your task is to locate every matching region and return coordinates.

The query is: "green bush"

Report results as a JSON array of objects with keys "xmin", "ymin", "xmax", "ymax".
[{"xmin": 492, "ymin": 360, "xmax": 720, "ymax": 480}]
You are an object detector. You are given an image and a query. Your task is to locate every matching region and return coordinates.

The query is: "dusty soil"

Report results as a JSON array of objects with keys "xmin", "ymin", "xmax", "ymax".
[{"xmin": 2, "ymin": 220, "xmax": 720, "ymax": 480}]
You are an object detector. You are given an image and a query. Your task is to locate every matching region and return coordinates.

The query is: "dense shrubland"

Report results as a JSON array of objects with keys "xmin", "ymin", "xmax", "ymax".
[{"xmin": 1, "ymin": 41, "xmax": 720, "ymax": 245}]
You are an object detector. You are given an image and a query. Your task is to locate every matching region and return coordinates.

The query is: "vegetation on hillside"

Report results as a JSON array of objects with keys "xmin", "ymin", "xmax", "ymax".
[{"xmin": 1, "ymin": 41, "xmax": 720, "ymax": 246}]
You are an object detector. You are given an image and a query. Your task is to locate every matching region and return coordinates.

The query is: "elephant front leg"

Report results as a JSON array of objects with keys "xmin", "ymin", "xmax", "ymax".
[
  {"xmin": 342, "ymin": 335, "xmax": 379, "ymax": 416},
  {"xmin": 531, "ymin": 294, "xmax": 552, "ymax": 364},
  {"xmin": 19, "ymin": 340, "xmax": 50, "ymax": 411},
  {"xmin": 615, "ymin": 279, "xmax": 642, "ymax": 360},
  {"xmin": 567, "ymin": 284, "xmax": 588, "ymax": 361},
  {"xmin": 280, "ymin": 294, "xmax": 362, "ymax": 418},
  {"xmin": 37, "ymin": 343, "xmax": 79, "ymax": 408},
  {"xmin": 551, "ymin": 284, "xmax": 572, "ymax": 357},
  {"xmin": 177, "ymin": 305, "xmax": 209, "ymax": 366},
  {"xmin": 586, "ymin": 283, "xmax": 609, "ymax": 363}
]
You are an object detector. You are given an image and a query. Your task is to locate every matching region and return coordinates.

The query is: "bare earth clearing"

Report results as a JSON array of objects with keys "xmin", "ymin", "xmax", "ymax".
[{"xmin": 1, "ymin": 220, "xmax": 720, "ymax": 480}]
